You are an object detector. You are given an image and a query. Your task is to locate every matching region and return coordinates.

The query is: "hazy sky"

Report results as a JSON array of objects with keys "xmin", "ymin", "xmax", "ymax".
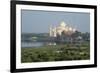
[{"xmin": 21, "ymin": 10, "xmax": 90, "ymax": 33}]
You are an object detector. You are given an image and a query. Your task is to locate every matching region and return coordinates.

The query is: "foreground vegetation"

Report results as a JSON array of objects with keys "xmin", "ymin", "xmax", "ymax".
[{"xmin": 21, "ymin": 42, "xmax": 90, "ymax": 63}]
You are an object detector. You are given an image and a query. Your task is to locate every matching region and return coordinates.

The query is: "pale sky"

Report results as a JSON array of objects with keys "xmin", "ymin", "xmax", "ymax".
[{"xmin": 21, "ymin": 10, "xmax": 90, "ymax": 33}]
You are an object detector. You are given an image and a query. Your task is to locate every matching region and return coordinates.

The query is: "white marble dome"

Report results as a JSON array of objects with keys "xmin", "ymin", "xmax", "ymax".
[{"xmin": 60, "ymin": 21, "xmax": 66, "ymax": 27}]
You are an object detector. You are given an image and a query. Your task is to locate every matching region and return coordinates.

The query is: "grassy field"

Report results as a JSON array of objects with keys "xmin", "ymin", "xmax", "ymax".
[{"xmin": 21, "ymin": 42, "xmax": 90, "ymax": 63}]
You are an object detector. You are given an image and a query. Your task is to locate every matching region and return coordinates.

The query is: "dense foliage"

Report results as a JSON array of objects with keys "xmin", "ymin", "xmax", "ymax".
[{"xmin": 21, "ymin": 42, "xmax": 90, "ymax": 63}]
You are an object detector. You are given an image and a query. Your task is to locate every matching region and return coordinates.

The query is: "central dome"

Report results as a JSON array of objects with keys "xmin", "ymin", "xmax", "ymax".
[{"xmin": 60, "ymin": 21, "xmax": 66, "ymax": 27}]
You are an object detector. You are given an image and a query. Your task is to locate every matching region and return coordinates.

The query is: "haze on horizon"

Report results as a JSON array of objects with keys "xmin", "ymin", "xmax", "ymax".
[{"xmin": 21, "ymin": 10, "xmax": 90, "ymax": 33}]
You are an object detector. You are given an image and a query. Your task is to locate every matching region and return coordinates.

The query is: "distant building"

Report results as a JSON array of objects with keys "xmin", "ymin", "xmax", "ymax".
[
  {"xmin": 48, "ymin": 21, "xmax": 90, "ymax": 45},
  {"xmin": 49, "ymin": 21, "xmax": 77, "ymax": 37}
]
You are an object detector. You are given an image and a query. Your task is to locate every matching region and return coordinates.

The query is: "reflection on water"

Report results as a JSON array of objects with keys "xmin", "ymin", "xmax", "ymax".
[{"xmin": 21, "ymin": 42, "xmax": 44, "ymax": 48}]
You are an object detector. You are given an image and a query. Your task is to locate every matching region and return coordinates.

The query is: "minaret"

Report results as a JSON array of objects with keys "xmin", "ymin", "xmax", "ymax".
[
  {"xmin": 49, "ymin": 25, "xmax": 53, "ymax": 37},
  {"xmin": 53, "ymin": 27, "xmax": 57, "ymax": 37}
]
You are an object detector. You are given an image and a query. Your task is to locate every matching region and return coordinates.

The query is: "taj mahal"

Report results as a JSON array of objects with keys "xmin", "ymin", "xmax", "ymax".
[{"xmin": 49, "ymin": 21, "xmax": 77, "ymax": 37}]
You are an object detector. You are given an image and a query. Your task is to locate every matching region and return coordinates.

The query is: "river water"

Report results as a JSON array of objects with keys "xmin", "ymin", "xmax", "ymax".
[{"xmin": 21, "ymin": 42, "xmax": 45, "ymax": 48}]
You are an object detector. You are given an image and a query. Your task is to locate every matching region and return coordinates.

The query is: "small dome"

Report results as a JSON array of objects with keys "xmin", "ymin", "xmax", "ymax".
[{"xmin": 73, "ymin": 28, "xmax": 76, "ymax": 32}]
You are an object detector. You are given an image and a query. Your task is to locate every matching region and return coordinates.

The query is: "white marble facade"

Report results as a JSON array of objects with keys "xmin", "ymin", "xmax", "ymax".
[{"xmin": 49, "ymin": 22, "xmax": 76, "ymax": 37}]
